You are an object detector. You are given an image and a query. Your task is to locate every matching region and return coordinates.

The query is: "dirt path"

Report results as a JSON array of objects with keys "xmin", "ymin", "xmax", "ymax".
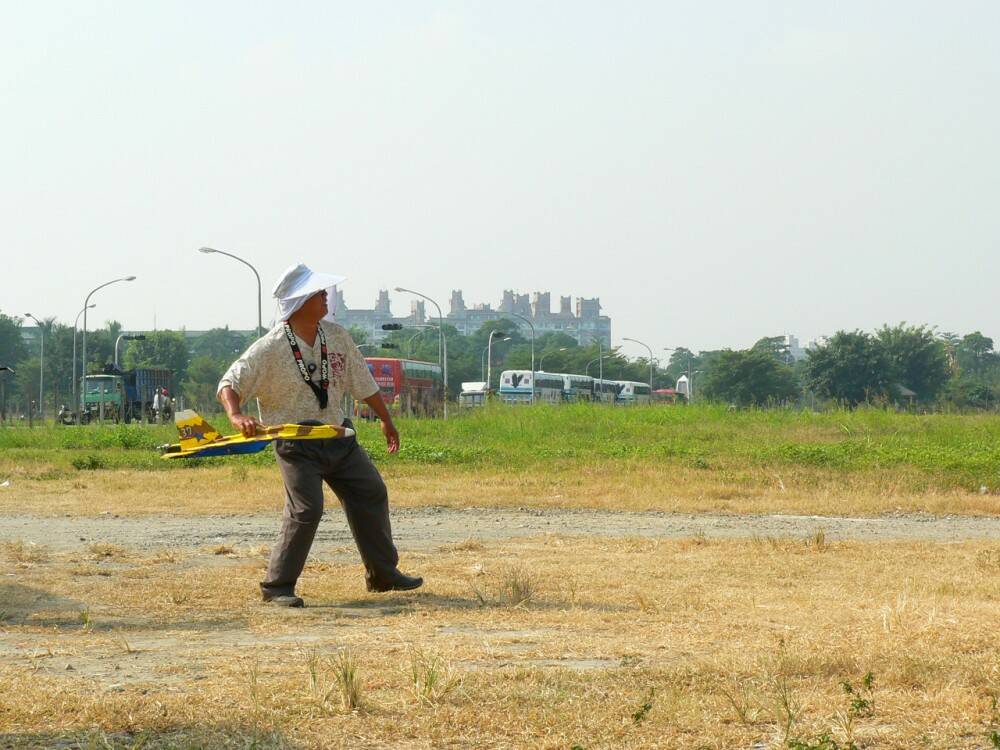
[{"xmin": 4, "ymin": 506, "xmax": 1000, "ymax": 552}]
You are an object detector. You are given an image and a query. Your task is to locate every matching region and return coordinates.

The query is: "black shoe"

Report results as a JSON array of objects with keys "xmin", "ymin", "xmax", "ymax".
[
  {"xmin": 262, "ymin": 593, "xmax": 304, "ymax": 607},
  {"xmin": 367, "ymin": 570, "xmax": 423, "ymax": 593}
]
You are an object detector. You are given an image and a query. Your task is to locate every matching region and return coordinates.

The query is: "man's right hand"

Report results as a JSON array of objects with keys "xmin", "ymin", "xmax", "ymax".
[{"xmin": 230, "ymin": 413, "xmax": 261, "ymax": 438}]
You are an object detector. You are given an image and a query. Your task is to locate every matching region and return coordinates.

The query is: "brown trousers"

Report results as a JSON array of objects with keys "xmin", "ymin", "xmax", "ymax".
[{"xmin": 261, "ymin": 423, "xmax": 399, "ymax": 597}]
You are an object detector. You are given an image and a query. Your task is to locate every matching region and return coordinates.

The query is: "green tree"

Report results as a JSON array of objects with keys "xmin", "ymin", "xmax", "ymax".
[
  {"xmin": 940, "ymin": 376, "xmax": 997, "ymax": 411},
  {"xmin": 191, "ymin": 328, "xmax": 253, "ymax": 360},
  {"xmin": 752, "ymin": 336, "xmax": 793, "ymax": 365},
  {"xmin": 805, "ymin": 331, "xmax": 892, "ymax": 406},
  {"xmin": 0, "ymin": 312, "xmax": 28, "ymax": 369},
  {"xmin": 957, "ymin": 331, "xmax": 996, "ymax": 376},
  {"xmin": 79, "ymin": 321, "xmax": 121, "ymax": 375},
  {"xmin": 123, "ymin": 330, "xmax": 190, "ymax": 381},
  {"xmin": 181, "ymin": 355, "xmax": 228, "ymax": 412},
  {"xmin": 701, "ymin": 348, "xmax": 799, "ymax": 406},
  {"xmin": 347, "ymin": 326, "xmax": 368, "ymax": 346},
  {"xmin": 875, "ymin": 323, "xmax": 950, "ymax": 403}
]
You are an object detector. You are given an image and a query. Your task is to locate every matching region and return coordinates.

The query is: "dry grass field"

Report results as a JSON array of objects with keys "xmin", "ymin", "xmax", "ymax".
[
  {"xmin": 4, "ymin": 533, "xmax": 1000, "ymax": 748},
  {"xmin": 2, "ymin": 408, "xmax": 1000, "ymax": 747}
]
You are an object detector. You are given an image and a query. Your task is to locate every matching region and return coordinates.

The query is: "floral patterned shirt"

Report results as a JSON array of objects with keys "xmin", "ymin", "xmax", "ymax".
[{"xmin": 218, "ymin": 321, "xmax": 378, "ymax": 426}]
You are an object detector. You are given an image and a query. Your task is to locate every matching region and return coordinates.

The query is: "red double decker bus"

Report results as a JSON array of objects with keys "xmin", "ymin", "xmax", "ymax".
[{"xmin": 360, "ymin": 358, "xmax": 444, "ymax": 418}]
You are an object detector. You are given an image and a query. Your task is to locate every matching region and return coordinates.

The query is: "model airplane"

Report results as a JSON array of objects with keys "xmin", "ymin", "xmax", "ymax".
[{"xmin": 159, "ymin": 410, "xmax": 354, "ymax": 460}]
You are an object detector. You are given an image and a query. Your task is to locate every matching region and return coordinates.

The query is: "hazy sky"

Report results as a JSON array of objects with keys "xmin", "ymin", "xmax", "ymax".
[{"xmin": 2, "ymin": 2, "xmax": 997, "ymax": 358}]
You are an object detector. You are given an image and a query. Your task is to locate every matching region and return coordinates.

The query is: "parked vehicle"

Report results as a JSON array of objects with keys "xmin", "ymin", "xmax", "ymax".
[
  {"xmin": 614, "ymin": 380, "xmax": 653, "ymax": 405},
  {"xmin": 79, "ymin": 374, "xmax": 126, "ymax": 423},
  {"xmin": 360, "ymin": 357, "xmax": 443, "ymax": 418},
  {"xmin": 497, "ymin": 370, "xmax": 564, "ymax": 404},
  {"xmin": 592, "ymin": 378, "xmax": 620, "ymax": 404},
  {"xmin": 560, "ymin": 373, "xmax": 595, "ymax": 402},
  {"xmin": 459, "ymin": 381, "xmax": 488, "ymax": 408},
  {"xmin": 90, "ymin": 365, "xmax": 174, "ymax": 423}
]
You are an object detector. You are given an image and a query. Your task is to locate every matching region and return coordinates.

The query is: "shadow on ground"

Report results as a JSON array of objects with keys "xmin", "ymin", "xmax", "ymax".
[
  {"xmin": 313, "ymin": 591, "xmax": 632, "ymax": 615},
  {"xmin": 0, "ymin": 582, "xmax": 84, "ymax": 627},
  {"xmin": 0, "ymin": 725, "xmax": 296, "ymax": 749},
  {"xmin": 0, "ymin": 582, "xmax": 249, "ymax": 633}
]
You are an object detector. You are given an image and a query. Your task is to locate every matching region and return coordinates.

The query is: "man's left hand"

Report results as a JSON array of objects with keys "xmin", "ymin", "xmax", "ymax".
[{"xmin": 381, "ymin": 420, "xmax": 400, "ymax": 454}]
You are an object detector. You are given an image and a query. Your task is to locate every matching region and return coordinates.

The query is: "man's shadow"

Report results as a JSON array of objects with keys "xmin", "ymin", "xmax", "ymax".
[{"xmin": 306, "ymin": 591, "xmax": 629, "ymax": 616}]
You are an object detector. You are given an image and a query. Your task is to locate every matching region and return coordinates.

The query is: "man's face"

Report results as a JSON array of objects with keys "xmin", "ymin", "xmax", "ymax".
[{"xmin": 301, "ymin": 290, "xmax": 328, "ymax": 319}]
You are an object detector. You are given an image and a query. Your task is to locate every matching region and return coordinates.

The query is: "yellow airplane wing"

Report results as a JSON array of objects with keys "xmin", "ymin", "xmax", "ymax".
[{"xmin": 160, "ymin": 410, "xmax": 354, "ymax": 460}]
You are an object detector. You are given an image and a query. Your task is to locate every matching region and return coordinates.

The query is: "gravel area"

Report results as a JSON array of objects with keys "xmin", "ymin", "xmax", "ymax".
[{"xmin": 3, "ymin": 506, "xmax": 1000, "ymax": 552}]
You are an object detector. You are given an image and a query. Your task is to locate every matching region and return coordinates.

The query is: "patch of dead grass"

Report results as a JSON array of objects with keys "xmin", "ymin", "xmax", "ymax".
[
  {"xmin": 5, "ymin": 533, "xmax": 1000, "ymax": 746},
  {"xmin": 1, "ymin": 539, "xmax": 49, "ymax": 564},
  {"xmin": 3, "ymin": 460, "xmax": 1000, "ymax": 519},
  {"xmin": 88, "ymin": 542, "xmax": 128, "ymax": 560}
]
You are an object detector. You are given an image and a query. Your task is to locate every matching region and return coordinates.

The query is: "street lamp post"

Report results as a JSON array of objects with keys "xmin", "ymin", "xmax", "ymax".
[
  {"xmin": 481, "ymin": 336, "xmax": 511, "ymax": 382},
  {"xmin": 538, "ymin": 347, "xmax": 568, "ymax": 372},
  {"xmin": 585, "ymin": 355, "xmax": 609, "ymax": 378},
  {"xmin": 585, "ymin": 354, "xmax": 610, "ymax": 401},
  {"xmin": 507, "ymin": 312, "xmax": 535, "ymax": 404},
  {"xmin": 406, "ymin": 329, "xmax": 428, "ymax": 357},
  {"xmin": 115, "ymin": 334, "xmax": 147, "ymax": 367},
  {"xmin": 598, "ymin": 336, "xmax": 604, "ymax": 390},
  {"xmin": 72, "ymin": 304, "xmax": 96, "ymax": 423},
  {"xmin": 622, "ymin": 337, "xmax": 655, "ymax": 392},
  {"xmin": 199, "ymin": 247, "xmax": 263, "ymax": 338},
  {"xmin": 395, "ymin": 287, "xmax": 448, "ymax": 419},
  {"xmin": 23, "ymin": 313, "xmax": 45, "ymax": 421},
  {"xmin": 81, "ymin": 276, "xmax": 136, "ymax": 424},
  {"xmin": 690, "ymin": 370, "xmax": 703, "ymax": 404},
  {"xmin": 486, "ymin": 330, "xmax": 508, "ymax": 396}
]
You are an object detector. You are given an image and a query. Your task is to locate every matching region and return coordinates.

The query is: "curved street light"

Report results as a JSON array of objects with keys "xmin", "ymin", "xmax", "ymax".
[
  {"xmin": 481, "ymin": 335, "xmax": 511, "ymax": 382},
  {"xmin": 406, "ymin": 329, "xmax": 429, "ymax": 357},
  {"xmin": 538, "ymin": 347, "xmax": 568, "ymax": 372},
  {"xmin": 115, "ymin": 333, "xmax": 147, "ymax": 367},
  {"xmin": 506, "ymin": 312, "xmax": 535, "ymax": 404},
  {"xmin": 81, "ymin": 277, "xmax": 136, "ymax": 423},
  {"xmin": 71, "ymin": 303, "xmax": 96, "ymax": 421},
  {"xmin": 486, "ymin": 331, "xmax": 509, "ymax": 395},
  {"xmin": 585, "ymin": 355, "xmax": 610, "ymax": 377},
  {"xmin": 395, "ymin": 287, "xmax": 448, "ymax": 419},
  {"xmin": 199, "ymin": 247, "xmax": 263, "ymax": 337},
  {"xmin": 622, "ymin": 336, "xmax": 655, "ymax": 391},
  {"xmin": 23, "ymin": 313, "xmax": 45, "ymax": 419}
]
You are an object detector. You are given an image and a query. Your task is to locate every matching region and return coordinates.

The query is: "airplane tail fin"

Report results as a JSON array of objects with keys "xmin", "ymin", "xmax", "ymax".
[{"xmin": 174, "ymin": 409, "xmax": 222, "ymax": 450}]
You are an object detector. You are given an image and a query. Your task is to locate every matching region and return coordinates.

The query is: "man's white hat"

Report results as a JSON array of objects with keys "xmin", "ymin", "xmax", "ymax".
[{"xmin": 272, "ymin": 263, "xmax": 347, "ymax": 322}]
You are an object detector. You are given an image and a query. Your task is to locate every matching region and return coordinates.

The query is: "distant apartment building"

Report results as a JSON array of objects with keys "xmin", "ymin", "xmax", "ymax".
[
  {"xmin": 783, "ymin": 334, "xmax": 806, "ymax": 362},
  {"xmin": 447, "ymin": 290, "xmax": 611, "ymax": 347},
  {"xmin": 333, "ymin": 289, "xmax": 427, "ymax": 343},
  {"xmin": 333, "ymin": 289, "xmax": 611, "ymax": 346}
]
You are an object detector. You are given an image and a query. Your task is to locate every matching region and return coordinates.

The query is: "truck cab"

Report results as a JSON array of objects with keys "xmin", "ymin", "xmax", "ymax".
[{"xmin": 81, "ymin": 374, "xmax": 125, "ymax": 423}]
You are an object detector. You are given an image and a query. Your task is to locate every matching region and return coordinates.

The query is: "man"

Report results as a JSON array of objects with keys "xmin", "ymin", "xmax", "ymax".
[{"xmin": 217, "ymin": 263, "xmax": 422, "ymax": 607}]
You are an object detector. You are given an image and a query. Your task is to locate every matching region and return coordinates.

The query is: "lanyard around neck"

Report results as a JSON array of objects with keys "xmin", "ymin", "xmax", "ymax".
[{"xmin": 282, "ymin": 322, "xmax": 329, "ymax": 409}]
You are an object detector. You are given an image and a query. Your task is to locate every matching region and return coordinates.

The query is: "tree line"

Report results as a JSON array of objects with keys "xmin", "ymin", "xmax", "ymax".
[{"xmin": 1, "ymin": 311, "xmax": 997, "ymax": 417}]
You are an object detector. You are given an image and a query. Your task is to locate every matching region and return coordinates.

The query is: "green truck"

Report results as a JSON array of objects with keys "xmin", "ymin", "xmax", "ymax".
[
  {"xmin": 78, "ymin": 374, "xmax": 125, "ymax": 423},
  {"xmin": 73, "ymin": 368, "xmax": 173, "ymax": 424}
]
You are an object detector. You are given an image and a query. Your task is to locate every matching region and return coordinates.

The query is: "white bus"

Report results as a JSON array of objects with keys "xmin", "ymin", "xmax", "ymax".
[
  {"xmin": 560, "ymin": 373, "xmax": 594, "ymax": 402},
  {"xmin": 592, "ymin": 378, "xmax": 619, "ymax": 404},
  {"xmin": 615, "ymin": 381, "xmax": 653, "ymax": 405},
  {"xmin": 498, "ymin": 370, "xmax": 564, "ymax": 404},
  {"xmin": 459, "ymin": 381, "xmax": 488, "ymax": 408}
]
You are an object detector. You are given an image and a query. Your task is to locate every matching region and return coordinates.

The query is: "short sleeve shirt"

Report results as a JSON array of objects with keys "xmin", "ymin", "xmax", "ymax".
[{"xmin": 218, "ymin": 321, "xmax": 379, "ymax": 426}]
